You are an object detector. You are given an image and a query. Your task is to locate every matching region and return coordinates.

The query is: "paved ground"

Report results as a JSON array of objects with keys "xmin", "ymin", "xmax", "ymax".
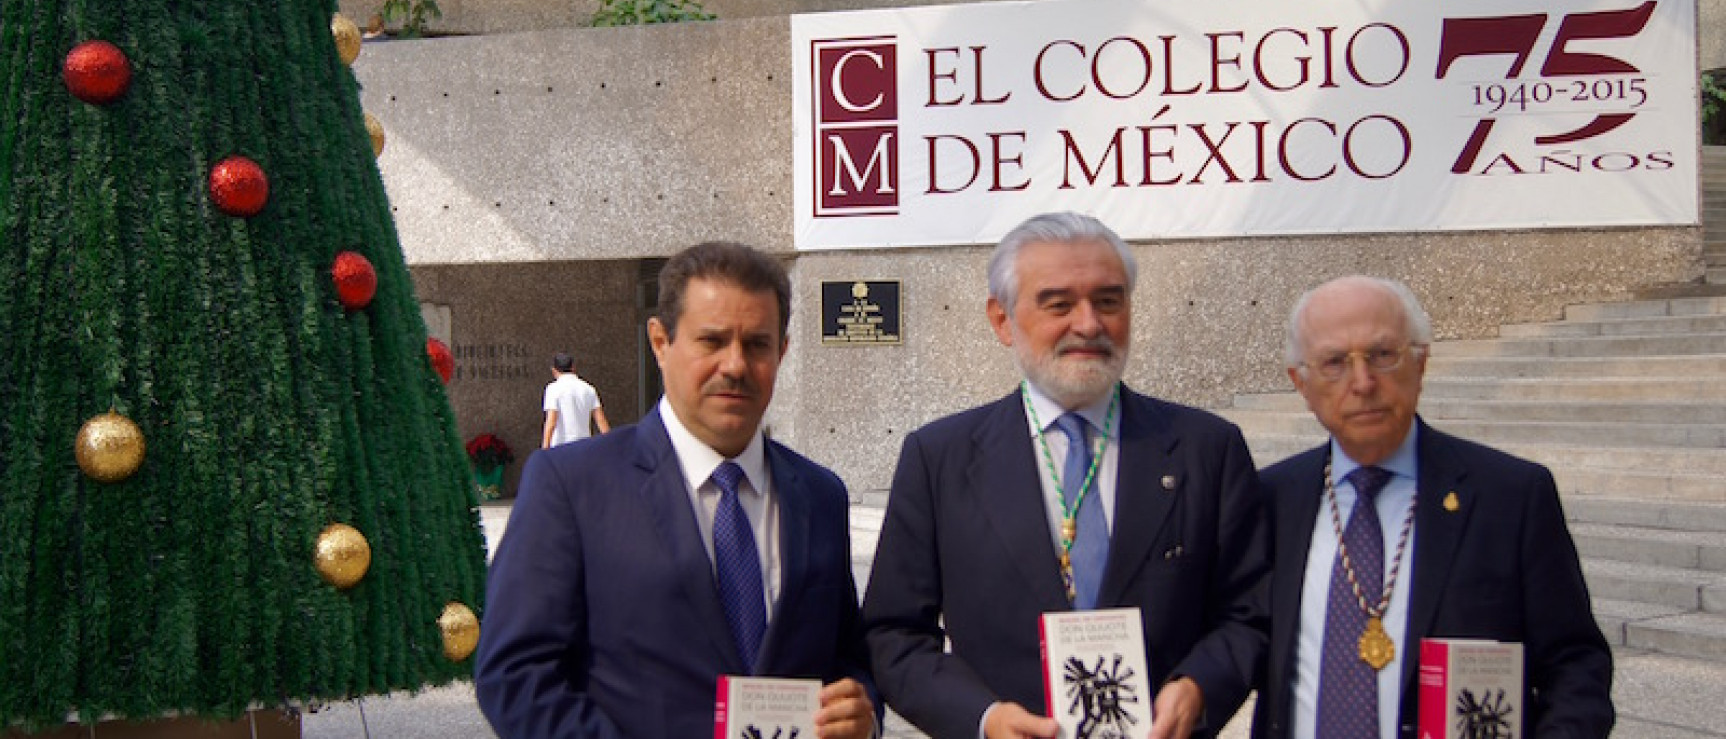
[{"xmin": 302, "ymin": 502, "xmax": 1726, "ymax": 738}]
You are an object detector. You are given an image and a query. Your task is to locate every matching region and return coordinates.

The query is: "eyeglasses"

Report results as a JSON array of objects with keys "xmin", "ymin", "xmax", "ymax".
[{"xmin": 1300, "ymin": 344, "xmax": 1425, "ymax": 381}]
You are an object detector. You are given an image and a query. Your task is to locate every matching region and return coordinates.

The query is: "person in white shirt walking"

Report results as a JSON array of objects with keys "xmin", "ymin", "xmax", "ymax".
[{"xmin": 542, "ymin": 351, "xmax": 609, "ymax": 448}]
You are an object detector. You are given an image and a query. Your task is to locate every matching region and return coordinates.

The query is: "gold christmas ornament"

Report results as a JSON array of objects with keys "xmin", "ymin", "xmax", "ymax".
[
  {"xmin": 314, "ymin": 523, "xmax": 372, "ymax": 589},
  {"xmin": 439, "ymin": 602, "xmax": 480, "ymax": 662},
  {"xmin": 75, "ymin": 411, "xmax": 146, "ymax": 482},
  {"xmin": 331, "ymin": 13, "xmax": 362, "ymax": 66},
  {"xmin": 364, "ymin": 112, "xmax": 385, "ymax": 157}
]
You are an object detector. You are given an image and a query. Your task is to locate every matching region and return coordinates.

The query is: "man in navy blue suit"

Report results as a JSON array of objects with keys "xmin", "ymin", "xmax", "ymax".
[
  {"xmin": 862, "ymin": 212, "xmax": 1269, "ymax": 739},
  {"xmin": 475, "ymin": 242, "xmax": 876, "ymax": 738},
  {"xmin": 1251, "ymin": 275, "xmax": 1612, "ymax": 739}
]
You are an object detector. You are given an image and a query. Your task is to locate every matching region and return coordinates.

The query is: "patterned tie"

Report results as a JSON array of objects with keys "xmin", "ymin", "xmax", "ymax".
[
  {"xmin": 1054, "ymin": 413, "xmax": 1109, "ymax": 610},
  {"xmin": 1315, "ymin": 465, "xmax": 1394, "ymax": 739},
  {"xmin": 711, "ymin": 461, "xmax": 766, "ymax": 671}
]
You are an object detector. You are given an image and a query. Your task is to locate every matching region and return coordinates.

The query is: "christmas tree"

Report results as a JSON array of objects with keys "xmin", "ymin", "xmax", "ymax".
[{"xmin": 0, "ymin": 1, "xmax": 488, "ymax": 730}]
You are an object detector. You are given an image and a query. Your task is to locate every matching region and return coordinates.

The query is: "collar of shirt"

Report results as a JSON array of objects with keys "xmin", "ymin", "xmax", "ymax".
[
  {"xmin": 1326, "ymin": 423, "xmax": 1419, "ymax": 488},
  {"xmin": 1020, "ymin": 381, "xmax": 1120, "ymax": 441},
  {"xmin": 657, "ymin": 396, "xmax": 769, "ymax": 496},
  {"xmin": 656, "ymin": 396, "xmax": 780, "ymax": 614}
]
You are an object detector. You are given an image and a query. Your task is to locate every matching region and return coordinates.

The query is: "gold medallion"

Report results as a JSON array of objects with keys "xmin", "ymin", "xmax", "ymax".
[{"xmin": 1358, "ymin": 616, "xmax": 1395, "ymax": 670}]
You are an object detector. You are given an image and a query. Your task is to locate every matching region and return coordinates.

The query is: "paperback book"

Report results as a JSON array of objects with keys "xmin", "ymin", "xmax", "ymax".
[
  {"xmin": 714, "ymin": 675, "xmax": 821, "ymax": 739},
  {"xmin": 1039, "ymin": 607, "xmax": 1153, "ymax": 739},
  {"xmin": 1418, "ymin": 638, "xmax": 1524, "ymax": 739}
]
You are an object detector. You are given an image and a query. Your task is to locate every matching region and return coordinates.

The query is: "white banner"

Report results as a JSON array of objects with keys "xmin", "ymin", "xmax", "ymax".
[{"xmin": 792, "ymin": 0, "xmax": 1698, "ymax": 249}]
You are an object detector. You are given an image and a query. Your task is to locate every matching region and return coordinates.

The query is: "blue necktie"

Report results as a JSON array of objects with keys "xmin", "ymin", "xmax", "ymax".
[
  {"xmin": 1054, "ymin": 413, "xmax": 1108, "ymax": 610},
  {"xmin": 711, "ymin": 461, "xmax": 766, "ymax": 671},
  {"xmin": 1315, "ymin": 465, "xmax": 1393, "ymax": 739}
]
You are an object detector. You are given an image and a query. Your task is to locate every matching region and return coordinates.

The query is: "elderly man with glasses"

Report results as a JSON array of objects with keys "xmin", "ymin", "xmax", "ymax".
[{"xmin": 1250, "ymin": 275, "xmax": 1614, "ymax": 739}]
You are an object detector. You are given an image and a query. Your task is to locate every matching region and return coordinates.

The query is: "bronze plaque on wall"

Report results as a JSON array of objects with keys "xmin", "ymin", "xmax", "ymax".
[{"xmin": 821, "ymin": 280, "xmax": 901, "ymax": 345}]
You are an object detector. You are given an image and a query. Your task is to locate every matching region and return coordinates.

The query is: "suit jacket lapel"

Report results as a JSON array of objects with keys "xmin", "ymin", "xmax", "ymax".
[
  {"xmin": 974, "ymin": 391, "xmax": 1072, "ymax": 611},
  {"xmin": 633, "ymin": 408, "xmax": 749, "ymax": 674},
  {"xmin": 1097, "ymin": 389, "xmax": 1179, "ymax": 606},
  {"xmin": 1401, "ymin": 421, "xmax": 1474, "ymax": 697},
  {"xmin": 756, "ymin": 441, "xmax": 811, "ymax": 673}
]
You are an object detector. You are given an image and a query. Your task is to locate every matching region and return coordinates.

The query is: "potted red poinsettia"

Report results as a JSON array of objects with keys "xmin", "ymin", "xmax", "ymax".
[{"xmin": 465, "ymin": 433, "xmax": 514, "ymax": 501}]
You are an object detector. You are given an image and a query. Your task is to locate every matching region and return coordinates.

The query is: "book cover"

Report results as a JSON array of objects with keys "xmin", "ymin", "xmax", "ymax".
[
  {"xmin": 1039, "ymin": 607, "xmax": 1153, "ymax": 739},
  {"xmin": 1418, "ymin": 638, "xmax": 1524, "ymax": 739},
  {"xmin": 714, "ymin": 675, "xmax": 821, "ymax": 739}
]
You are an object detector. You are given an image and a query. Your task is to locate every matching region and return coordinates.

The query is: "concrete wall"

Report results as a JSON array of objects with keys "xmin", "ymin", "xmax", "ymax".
[
  {"xmin": 355, "ymin": 17, "xmax": 1703, "ymax": 494},
  {"xmin": 1707, "ymin": 0, "xmax": 1726, "ymax": 71}
]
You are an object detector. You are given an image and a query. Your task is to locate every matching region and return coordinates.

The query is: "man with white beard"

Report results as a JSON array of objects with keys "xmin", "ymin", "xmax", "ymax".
[{"xmin": 863, "ymin": 212, "xmax": 1270, "ymax": 739}]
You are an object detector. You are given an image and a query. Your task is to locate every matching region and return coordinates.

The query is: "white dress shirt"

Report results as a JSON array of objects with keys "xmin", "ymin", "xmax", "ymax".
[
  {"xmin": 657, "ymin": 396, "xmax": 781, "ymax": 619},
  {"xmin": 1292, "ymin": 427, "xmax": 1420, "ymax": 739}
]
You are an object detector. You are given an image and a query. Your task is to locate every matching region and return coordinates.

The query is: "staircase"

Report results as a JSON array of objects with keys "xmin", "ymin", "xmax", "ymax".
[{"xmin": 1222, "ymin": 145, "xmax": 1726, "ymax": 666}]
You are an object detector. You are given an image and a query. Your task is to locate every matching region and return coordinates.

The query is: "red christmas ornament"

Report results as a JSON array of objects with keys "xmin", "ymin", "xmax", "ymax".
[
  {"xmin": 64, "ymin": 40, "xmax": 131, "ymax": 104},
  {"xmin": 331, "ymin": 251, "xmax": 378, "ymax": 310},
  {"xmin": 427, "ymin": 338, "xmax": 454, "ymax": 384},
  {"xmin": 209, "ymin": 156, "xmax": 269, "ymax": 217}
]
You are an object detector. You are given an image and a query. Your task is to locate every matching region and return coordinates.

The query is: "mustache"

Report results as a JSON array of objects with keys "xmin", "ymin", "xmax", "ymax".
[
  {"xmin": 701, "ymin": 376, "xmax": 754, "ymax": 395},
  {"xmin": 1054, "ymin": 335, "xmax": 1116, "ymax": 358}
]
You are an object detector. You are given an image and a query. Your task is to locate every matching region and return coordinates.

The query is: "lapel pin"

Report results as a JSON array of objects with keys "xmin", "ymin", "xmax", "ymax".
[
  {"xmin": 1443, "ymin": 491, "xmax": 1460, "ymax": 512},
  {"xmin": 1161, "ymin": 475, "xmax": 1177, "ymax": 491}
]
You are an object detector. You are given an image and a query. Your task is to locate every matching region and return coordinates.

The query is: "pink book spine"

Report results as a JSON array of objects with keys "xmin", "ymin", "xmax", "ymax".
[
  {"xmin": 715, "ymin": 675, "xmax": 732, "ymax": 739},
  {"xmin": 1039, "ymin": 614, "xmax": 1055, "ymax": 720},
  {"xmin": 1418, "ymin": 639, "xmax": 1450, "ymax": 739}
]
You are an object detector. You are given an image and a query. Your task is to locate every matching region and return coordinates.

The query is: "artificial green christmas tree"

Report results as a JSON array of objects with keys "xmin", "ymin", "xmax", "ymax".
[{"xmin": 0, "ymin": 0, "xmax": 488, "ymax": 731}]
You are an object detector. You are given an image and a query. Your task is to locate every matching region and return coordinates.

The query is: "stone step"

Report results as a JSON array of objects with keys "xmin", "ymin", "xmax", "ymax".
[
  {"xmin": 1593, "ymin": 597, "xmax": 1689, "ymax": 647},
  {"xmin": 1232, "ymin": 393, "xmax": 1726, "ymax": 424},
  {"xmin": 1571, "ymin": 522, "xmax": 1726, "ymax": 571},
  {"xmin": 1440, "ymin": 333, "xmax": 1726, "ymax": 358},
  {"xmin": 1425, "ymin": 354, "xmax": 1726, "ymax": 379},
  {"xmin": 1563, "ymin": 296, "xmax": 1726, "ymax": 321},
  {"xmin": 1246, "ymin": 436, "xmax": 1726, "ymax": 496},
  {"xmin": 1554, "ymin": 468, "xmax": 1726, "ymax": 501},
  {"xmin": 1582, "ymin": 559, "xmax": 1726, "ymax": 612},
  {"xmin": 1633, "ymin": 281, "xmax": 1726, "ymax": 300},
  {"xmin": 1498, "ymin": 313, "xmax": 1726, "ymax": 337},
  {"xmin": 1624, "ymin": 610, "xmax": 1726, "ymax": 663},
  {"xmin": 1420, "ymin": 376, "xmax": 1726, "ymax": 402},
  {"xmin": 1565, "ymin": 497, "xmax": 1726, "ymax": 533},
  {"xmin": 1224, "ymin": 409, "xmax": 1726, "ymax": 449},
  {"xmin": 1710, "ymin": 267, "xmax": 1726, "ymax": 284}
]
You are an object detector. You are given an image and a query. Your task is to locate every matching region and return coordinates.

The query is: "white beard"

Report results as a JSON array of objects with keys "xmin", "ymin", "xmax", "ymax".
[{"xmin": 1010, "ymin": 325, "xmax": 1126, "ymax": 409}]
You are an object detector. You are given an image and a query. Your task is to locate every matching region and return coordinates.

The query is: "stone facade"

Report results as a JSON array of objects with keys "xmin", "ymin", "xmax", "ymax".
[{"xmin": 352, "ymin": 12, "xmax": 1707, "ymax": 494}]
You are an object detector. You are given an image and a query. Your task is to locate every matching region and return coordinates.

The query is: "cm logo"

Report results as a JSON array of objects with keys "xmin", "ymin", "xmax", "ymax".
[{"xmin": 812, "ymin": 37, "xmax": 899, "ymax": 217}]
